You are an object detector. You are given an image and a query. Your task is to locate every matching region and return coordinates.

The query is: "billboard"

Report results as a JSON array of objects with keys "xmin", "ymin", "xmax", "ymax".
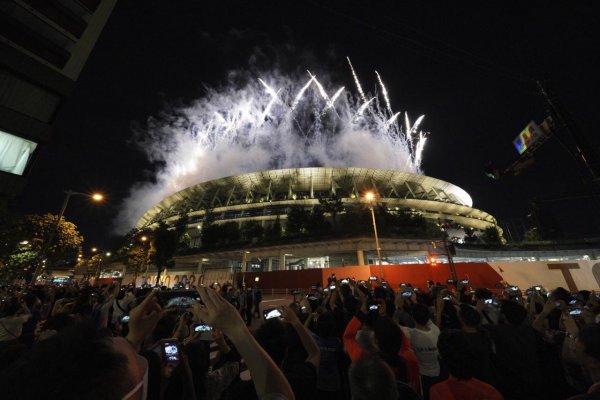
[{"xmin": 513, "ymin": 121, "xmax": 544, "ymax": 155}]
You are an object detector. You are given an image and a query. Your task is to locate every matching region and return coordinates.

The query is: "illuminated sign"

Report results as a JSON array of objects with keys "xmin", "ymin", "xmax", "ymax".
[{"xmin": 513, "ymin": 121, "xmax": 543, "ymax": 155}]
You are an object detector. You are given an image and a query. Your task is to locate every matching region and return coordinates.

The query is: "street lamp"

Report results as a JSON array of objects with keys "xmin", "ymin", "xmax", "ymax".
[
  {"xmin": 364, "ymin": 191, "xmax": 383, "ymax": 278},
  {"xmin": 30, "ymin": 190, "xmax": 104, "ymax": 284}
]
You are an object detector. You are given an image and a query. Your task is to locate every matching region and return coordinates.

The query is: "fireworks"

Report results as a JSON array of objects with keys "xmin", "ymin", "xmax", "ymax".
[{"xmin": 116, "ymin": 59, "xmax": 429, "ymax": 230}]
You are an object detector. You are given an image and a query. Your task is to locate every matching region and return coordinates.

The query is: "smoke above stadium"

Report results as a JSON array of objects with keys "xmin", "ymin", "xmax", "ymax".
[{"xmin": 115, "ymin": 58, "xmax": 428, "ymax": 231}]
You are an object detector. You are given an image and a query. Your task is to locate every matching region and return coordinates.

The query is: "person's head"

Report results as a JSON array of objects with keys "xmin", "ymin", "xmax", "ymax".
[
  {"xmin": 255, "ymin": 318, "xmax": 289, "ymax": 366},
  {"xmin": 0, "ymin": 321, "xmax": 147, "ymax": 399},
  {"xmin": 349, "ymin": 356, "xmax": 399, "ymax": 400},
  {"xmin": 500, "ymin": 299, "xmax": 527, "ymax": 325},
  {"xmin": 317, "ymin": 311, "xmax": 336, "ymax": 338},
  {"xmin": 459, "ymin": 304, "xmax": 481, "ymax": 328},
  {"xmin": 373, "ymin": 317, "xmax": 402, "ymax": 356},
  {"xmin": 548, "ymin": 287, "xmax": 572, "ymax": 303},
  {"xmin": 410, "ymin": 303, "xmax": 430, "ymax": 326},
  {"xmin": 437, "ymin": 330, "xmax": 475, "ymax": 380},
  {"xmin": 576, "ymin": 323, "xmax": 600, "ymax": 373},
  {"xmin": 474, "ymin": 288, "xmax": 492, "ymax": 300}
]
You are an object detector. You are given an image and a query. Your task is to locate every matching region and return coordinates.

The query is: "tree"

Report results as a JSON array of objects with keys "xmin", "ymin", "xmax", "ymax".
[
  {"xmin": 463, "ymin": 227, "xmax": 477, "ymax": 243},
  {"xmin": 126, "ymin": 245, "xmax": 150, "ymax": 285},
  {"xmin": 265, "ymin": 216, "xmax": 282, "ymax": 240},
  {"xmin": 319, "ymin": 196, "xmax": 344, "ymax": 230},
  {"xmin": 305, "ymin": 206, "xmax": 330, "ymax": 235},
  {"xmin": 482, "ymin": 226, "xmax": 502, "ymax": 245},
  {"xmin": 241, "ymin": 221, "xmax": 263, "ymax": 243},
  {"xmin": 286, "ymin": 208, "xmax": 309, "ymax": 236},
  {"xmin": 523, "ymin": 227, "xmax": 541, "ymax": 242},
  {"xmin": 152, "ymin": 222, "xmax": 178, "ymax": 286},
  {"xmin": 0, "ymin": 213, "xmax": 83, "ymax": 283},
  {"xmin": 28, "ymin": 213, "xmax": 84, "ymax": 266}
]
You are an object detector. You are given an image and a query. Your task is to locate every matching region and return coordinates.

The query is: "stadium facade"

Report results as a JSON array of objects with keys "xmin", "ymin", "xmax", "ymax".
[{"xmin": 134, "ymin": 167, "xmax": 499, "ymax": 275}]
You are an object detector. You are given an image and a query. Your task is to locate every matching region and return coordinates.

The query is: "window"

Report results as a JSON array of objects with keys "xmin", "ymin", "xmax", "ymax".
[{"xmin": 0, "ymin": 129, "xmax": 37, "ymax": 175}]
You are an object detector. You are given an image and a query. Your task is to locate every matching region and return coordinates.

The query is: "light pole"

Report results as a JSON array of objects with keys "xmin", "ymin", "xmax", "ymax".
[
  {"xmin": 365, "ymin": 191, "xmax": 383, "ymax": 278},
  {"xmin": 30, "ymin": 190, "xmax": 103, "ymax": 284}
]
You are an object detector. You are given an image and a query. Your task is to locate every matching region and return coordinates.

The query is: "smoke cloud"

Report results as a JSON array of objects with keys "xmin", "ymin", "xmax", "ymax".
[{"xmin": 114, "ymin": 66, "xmax": 427, "ymax": 232}]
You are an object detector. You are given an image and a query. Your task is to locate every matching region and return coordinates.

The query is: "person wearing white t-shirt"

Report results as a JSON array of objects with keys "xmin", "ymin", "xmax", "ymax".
[
  {"xmin": 0, "ymin": 297, "xmax": 30, "ymax": 344},
  {"xmin": 401, "ymin": 302, "xmax": 441, "ymax": 400}
]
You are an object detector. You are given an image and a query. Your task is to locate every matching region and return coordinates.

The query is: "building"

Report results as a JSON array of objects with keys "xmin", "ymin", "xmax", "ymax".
[
  {"xmin": 0, "ymin": 0, "xmax": 117, "ymax": 202},
  {"xmin": 136, "ymin": 167, "xmax": 500, "ymax": 281}
]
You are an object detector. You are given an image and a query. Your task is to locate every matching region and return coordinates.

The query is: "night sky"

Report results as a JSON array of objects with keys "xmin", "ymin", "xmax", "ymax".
[{"xmin": 18, "ymin": 1, "xmax": 600, "ymax": 251}]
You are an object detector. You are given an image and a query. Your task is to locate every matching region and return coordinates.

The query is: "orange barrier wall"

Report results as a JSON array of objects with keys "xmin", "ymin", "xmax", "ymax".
[{"xmin": 241, "ymin": 263, "xmax": 505, "ymax": 290}]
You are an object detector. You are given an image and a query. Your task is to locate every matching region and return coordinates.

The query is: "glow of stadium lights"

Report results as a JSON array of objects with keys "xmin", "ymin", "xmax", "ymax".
[
  {"xmin": 106, "ymin": 252, "xmax": 111, "ymax": 257},
  {"xmin": 91, "ymin": 193, "xmax": 104, "ymax": 202},
  {"xmin": 92, "ymin": 247, "xmax": 98, "ymax": 252}
]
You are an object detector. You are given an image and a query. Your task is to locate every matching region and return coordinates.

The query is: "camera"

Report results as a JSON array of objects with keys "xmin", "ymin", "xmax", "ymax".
[{"xmin": 263, "ymin": 308, "xmax": 282, "ymax": 320}]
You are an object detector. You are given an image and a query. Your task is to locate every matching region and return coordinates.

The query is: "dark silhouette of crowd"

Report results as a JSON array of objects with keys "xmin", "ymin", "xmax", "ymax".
[{"xmin": 0, "ymin": 276, "xmax": 599, "ymax": 400}]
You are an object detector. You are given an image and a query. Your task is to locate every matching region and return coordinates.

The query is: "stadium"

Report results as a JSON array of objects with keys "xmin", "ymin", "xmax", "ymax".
[{"xmin": 132, "ymin": 167, "xmax": 499, "ymax": 283}]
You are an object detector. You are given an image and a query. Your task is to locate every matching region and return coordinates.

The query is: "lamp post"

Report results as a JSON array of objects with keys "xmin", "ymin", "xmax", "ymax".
[
  {"xmin": 30, "ymin": 190, "xmax": 103, "ymax": 284},
  {"xmin": 365, "ymin": 191, "xmax": 383, "ymax": 278}
]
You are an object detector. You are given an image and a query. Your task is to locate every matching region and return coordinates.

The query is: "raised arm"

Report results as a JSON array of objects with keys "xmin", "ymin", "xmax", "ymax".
[
  {"xmin": 281, "ymin": 305, "xmax": 320, "ymax": 369},
  {"xmin": 196, "ymin": 287, "xmax": 295, "ymax": 400}
]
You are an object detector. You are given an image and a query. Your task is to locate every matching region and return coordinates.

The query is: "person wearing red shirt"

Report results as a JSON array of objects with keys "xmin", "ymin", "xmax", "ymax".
[{"xmin": 430, "ymin": 330, "xmax": 503, "ymax": 400}]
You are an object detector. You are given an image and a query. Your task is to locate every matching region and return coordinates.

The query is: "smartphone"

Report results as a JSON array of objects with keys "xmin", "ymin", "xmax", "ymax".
[
  {"xmin": 329, "ymin": 285, "xmax": 336, "ymax": 290},
  {"xmin": 323, "ymin": 288, "xmax": 329, "ymax": 293},
  {"xmin": 194, "ymin": 324, "xmax": 214, "ymax": 340},
  {"xmin": 162, "ymin": 341, "xmax": 180, "ymax": 363},
  {"xmin": 156, "ymin": 290, "xmax": 202, "ymax": 308},
  {"xmin": 569, "ymin": 299, "xmax": 578, "ymax": 305},
  {"xmin": 194, "ymin": 324, "xmax": 213, "ymax": 332},
  {"xmin": 443, "ymin": 296, "xmax": 452, "ymax": 301},
  {"xmin": 369, "ymin": 304, "xmax": 379, "ymax": 311},
  {"xmin": 341, "ymin": 279, "xmax": 349, "ymax": 284},
  {"xmin": 484, "ymin": 299, "xmax": 493, "ymax": 305},
  {"xmin": 534, "ymin": 286, "xmax": 542, "ymax": 291},
  {"xmin": 369, "ymin": 276, "xmax": 377, "ymax": 281},
  {"xmin": 402, "ymin": 291, "xmax": 412, "ymax": 297},
  {"xmin": 510, "ymin": 286, "xmax": 519, "ymax": 291},
  {"xmin": 569, "ymin": 309, "xmax": 582, "ymax": 316},
  {"xmin": 263, "ymin": 308, "xmax": 282, "ymax": 320},
  {"xmin": 446, "ymin": 279, "xmax": 455, "ymax": 285},
  {"xmin": 460, "ymin": 280, "xmax": 469, "ymax": 284},
  {"xmin": 120, "ymin": 315, "xmax": 130, "ymax": 323}
]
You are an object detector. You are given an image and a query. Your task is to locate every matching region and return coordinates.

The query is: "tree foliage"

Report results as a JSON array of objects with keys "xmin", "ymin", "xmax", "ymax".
[{"xmin": 0, "ymin": 213, "xmax": 83, "ymax": 283}]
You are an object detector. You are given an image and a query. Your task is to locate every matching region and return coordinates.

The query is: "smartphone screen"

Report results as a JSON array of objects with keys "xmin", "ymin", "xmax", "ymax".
[
  {"xmin": 163, "ymin": 341, "xmax": 180, "ymax": 362},
  {"xmin": 569, "ymin": 309, "xmax": 582, "ymax": 316},
  {"xmin": 484, "ymin": 299, "xmax": 493, "ymax": 305},
  {"xmin": 369, "ymin": 276, "xmax": 377, "ymax": 281},
  {"xmin": 341, "ymin": 279, "xmax": 349, "ymax": 284},
  {"xmin": 194, "ymin": 324, "xmax": 213, "ymax": 332},
  {"xmin": 120, "ymin": 315, "xmax": 130, "ymax": 323},
  {"xmin": 443, "ymin": 296, "xmax": 452, "ymax": 301},
  {"xmin": 369, "ymin": 304, "xmax": 379, "ymax": 311},
  {"xmin": 329, "ymin": 285, "xmax": 336, "ymax": 290},
  {"xmin": 156, "ymin": 290, "xmax": 202, "ymax": 308},
  {"xmin": 402, "ymin": 291, "xmax": 412, "ymax": 297},
  {"xmin": 263, "ymin": 308, "xmax": 282, "ymax": 320}
]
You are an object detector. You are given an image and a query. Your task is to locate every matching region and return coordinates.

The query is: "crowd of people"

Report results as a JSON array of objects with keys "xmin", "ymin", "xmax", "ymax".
[{"xmin": 0, "ymin": 276, "xmax": 599, "ymax": 400}]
